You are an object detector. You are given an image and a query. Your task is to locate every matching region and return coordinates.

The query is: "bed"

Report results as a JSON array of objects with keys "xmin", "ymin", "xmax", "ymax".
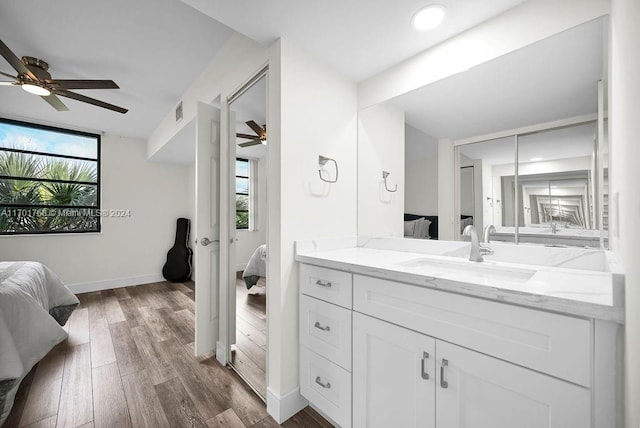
[
  {"xmin": 0, "ymin": 262, "xmax": 79, "ymax": 426},
  {"xmin": 242, "ymin": 244, "xmax": 266, "ymax": 289}
]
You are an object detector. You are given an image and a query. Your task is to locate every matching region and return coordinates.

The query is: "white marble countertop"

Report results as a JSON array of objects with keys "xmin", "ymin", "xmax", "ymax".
[{"xmin": 295, "ymin": 237, "xmax": 624, "ymax": 324}]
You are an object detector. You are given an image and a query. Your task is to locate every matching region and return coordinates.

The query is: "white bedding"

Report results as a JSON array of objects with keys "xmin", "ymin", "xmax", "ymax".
[
  {"xmin": 242, "ymin": 244, "xmax": 266, "ymax": 289},
  {"xmin": 0, "ymin": 262, "xmax": 79, "ymax": 425}
]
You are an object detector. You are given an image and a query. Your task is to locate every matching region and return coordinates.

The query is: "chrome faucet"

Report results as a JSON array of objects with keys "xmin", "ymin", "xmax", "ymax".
[
  {"xmin": 463, "ymin": 225, "xmax": 494, "ymax": 262},
  {"xmin": 482, "ymin": 224, "xmax": 496, "ymax": 243}
]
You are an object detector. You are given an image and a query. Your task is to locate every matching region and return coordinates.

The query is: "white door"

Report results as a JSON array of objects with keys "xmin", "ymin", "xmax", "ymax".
[
  {"xmin": 353, "ymin": 312, "xmax": 436, "ymax": 428},
  {"xmin": 436, "ymin": 341, "xmax": 591, "ymax": 428},
  {"xmin": 194, "ymin": 101, "xmax": 221, "ymax": 356}
]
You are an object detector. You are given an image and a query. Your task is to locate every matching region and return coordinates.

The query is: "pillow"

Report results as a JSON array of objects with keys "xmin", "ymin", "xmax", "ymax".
[
  {"xmin": 415, "ymin": 219, "xmax": 432, "ymax": 239},
  {"xmin": 404, "ymin": 218, "xmax": 424, "ymax": 237}
]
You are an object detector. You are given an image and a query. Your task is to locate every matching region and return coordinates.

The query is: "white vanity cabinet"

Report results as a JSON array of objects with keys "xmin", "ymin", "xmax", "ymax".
[
  {"xmin": 299, "ymin": 264, "xmax": 353, "ymax": 428},
  {"xmin": 353, "ymin": 311, "xmax": 590, "ymax": 428},
  {"xmin": 298, "ymin": 260, "xmax": 621, "ymax": 428}
]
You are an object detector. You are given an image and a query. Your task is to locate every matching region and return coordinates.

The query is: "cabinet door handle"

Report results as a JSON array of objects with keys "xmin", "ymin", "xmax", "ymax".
[
  {"xmin": 421, "ymin": 352, "xmax": 430, "ymax": 380},
  {"xmin": 440, "ymin": 359, "xmax": 449, "ymax": 389},
  {"xmin": 315, "ymin": 279, "xmax": 332, "ymax": 288},
  {"xmin": 314, "ymin": 321, "xmax": 331, "ymax": 332},
  {"xmin": 315, "ymin": 376, "xmax": 331, "ymax": 389}
]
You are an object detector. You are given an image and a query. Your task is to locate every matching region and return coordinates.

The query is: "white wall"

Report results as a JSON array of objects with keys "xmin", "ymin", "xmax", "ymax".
[
  {"xmin": 405, "ymin": 124, "xmax": 438, "ymax": 216},
  {"xmin": 357, "ymin": 102, "xmax": 405, "ymax": 236},
  {"xmin": 148, "ymin": 33, "xmax": 269, "ymax": 158},
  {"xmin": 0, "ymin": 134, "xmax": 191, "ymax": 292},
  {"xmin": 610, "ymin": 0, "xmax": 640, "ymax": 426},
  {"xmin": 267, "ymin": 38, "xmax": 358, "ymax": 415}
]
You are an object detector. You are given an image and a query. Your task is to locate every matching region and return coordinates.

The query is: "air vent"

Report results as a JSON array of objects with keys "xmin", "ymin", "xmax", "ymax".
[{"xmin": 175, "ymin": 101, "xmax": 183, "ymax": 123}]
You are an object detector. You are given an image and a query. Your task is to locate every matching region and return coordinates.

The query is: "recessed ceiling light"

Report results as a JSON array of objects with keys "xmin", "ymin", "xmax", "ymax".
[
  {"xmin": 412, "ymin": 5, "xmax": 446, "ymax": 31},
  {"xmin": 22, "ymin": 83, "xmax": 51, "ymax": 97}
]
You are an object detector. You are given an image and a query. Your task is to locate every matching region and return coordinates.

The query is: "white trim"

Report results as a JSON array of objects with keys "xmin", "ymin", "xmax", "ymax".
[
  {"xmin": 453, "ymin": 113, "xmax": 597, "ymax": 146},
  {"xmin": 66, "ymin": 273, "xmax": 165, "ymax": 293},
  {"xmin": 266, "ymin": 387, "xmax": 308, "ymax": 424},
  {"xmin": 216, "ymin": 341, "xmax": 228, "ymax": 365}
]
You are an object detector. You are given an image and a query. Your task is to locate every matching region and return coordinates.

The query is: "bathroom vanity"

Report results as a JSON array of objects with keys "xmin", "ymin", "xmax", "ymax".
[{"xmin": 295, "ymin": 237, "xmax": 624, "ymax": 428}]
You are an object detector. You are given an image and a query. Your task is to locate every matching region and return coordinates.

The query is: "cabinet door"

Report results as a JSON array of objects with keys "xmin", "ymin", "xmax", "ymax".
[
  {"xmin": 436, "ymin": 341, "xmax": 591, "ymax": 428},
  {"xmin": 353, "ymin": 312, "xmax": 435, "ymax": 428}
]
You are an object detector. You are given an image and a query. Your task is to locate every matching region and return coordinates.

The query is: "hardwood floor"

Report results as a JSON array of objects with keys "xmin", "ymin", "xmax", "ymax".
[
  {"xmin": 231, "ymin": 277, "xmax": 267, "ymax": 399},
  {"xmin": 4, "ymin": 281, "xmax": 331, "ymax": 428}
]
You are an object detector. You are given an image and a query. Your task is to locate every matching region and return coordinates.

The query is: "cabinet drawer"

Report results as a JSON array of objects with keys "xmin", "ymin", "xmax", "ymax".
[
  {"xmin": 300, "ymin": 264, "xmax": 352, "ymax": 309},
  {"xmin": 300, "ymin": 295, "xmax": 352, "ymax": 370},
  {"xmin": 300, "ymin": 346, "xmax": 351, "ymax": 428},
  {"xmin": 353, "ymin": 275, "xmax": 592, "ymax": 387}
]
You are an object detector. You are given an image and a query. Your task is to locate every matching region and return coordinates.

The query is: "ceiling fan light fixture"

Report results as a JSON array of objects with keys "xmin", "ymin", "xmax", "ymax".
[
  {"xmin": 22, "ymin": 83, "xmax": 50, "ymax": 96},
  {"xmin": 412, "ymin": 5, "xmax": 446, "ymax": 31}
]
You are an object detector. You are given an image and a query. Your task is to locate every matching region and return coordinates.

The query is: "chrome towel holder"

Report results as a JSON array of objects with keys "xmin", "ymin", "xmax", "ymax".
[
  {"xmin": 318, "ymin": 155, "xmax": 338, "ymax": 183},
  {"xmin": 382, "ymin": 171, "xmax": 397, "ymax": 192}
]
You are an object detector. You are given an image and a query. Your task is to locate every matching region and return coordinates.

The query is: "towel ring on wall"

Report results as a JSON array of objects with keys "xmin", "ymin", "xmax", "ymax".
[
  {"xmin": 318, "ymin": 155, "xmax": 338, "ymax": 183},
  {"xmin": 382, "ymin": 171, "xmax": 397, "ymax": 193}
]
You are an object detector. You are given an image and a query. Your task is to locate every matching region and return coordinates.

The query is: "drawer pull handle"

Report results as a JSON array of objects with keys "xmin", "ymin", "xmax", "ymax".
[
  {"xmin": 315, "ymin": 279, "xmax": 332, "ymax": 288},
  {"xmin": 421, "ymin": 352, "xmax": 430, "ymax": 380},
  {"xmin": 315, "ymin": 376, "xmax": 331, "ymax": 389},
  {"xmin": 314, "ymin": 321, "xmax": 331, "ymax": 332},
  {"xmin": 440, "ymin": 359, "xmax": 449, "ymax": 389}
]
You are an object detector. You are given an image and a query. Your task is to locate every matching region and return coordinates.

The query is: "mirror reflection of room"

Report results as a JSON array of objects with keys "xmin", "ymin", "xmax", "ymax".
[
  {"xmin": 394, "ymin": 16, "xmax": 607, "ymax": 248},
  {"xmin": 457, "ymin": 122, "xmax": 605, "ymax": 247},
  {"xmin": 229, "ymin": 74, "xmax": 268, "ymax": 399}
]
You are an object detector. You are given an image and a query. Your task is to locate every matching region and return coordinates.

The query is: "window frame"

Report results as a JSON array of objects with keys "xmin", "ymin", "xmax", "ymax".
[
  {"xmin": 235, "ymin": 157, "xmax": 250, "ymax": 230},
  {"xmin": 0, "ymin": 117, "xmax": 101, "ymax": 236}
]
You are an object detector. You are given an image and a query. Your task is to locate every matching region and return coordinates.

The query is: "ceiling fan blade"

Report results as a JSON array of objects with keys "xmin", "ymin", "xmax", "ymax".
[
  {"xmin": 46, "ymin": 79, "xmax": 120, "ymax": 90},
  {"xmin": 54, "ymin": 89, "xmax": 128, "ymax": 114},
  {"xmin": 0, "ymin": 39, "xmax": 38, "ymax": 81},
  {"xmin": 0, "ymin": 70, "xmax": 17, "ymax": 80},
  {"xmin": 246, "ymin": 120, "xmax": 265, "ymax": 136},
  {"xmin": 41, "ymin": 94, "xmax": 69, "ymax": 112},
  {"xmin": 239, "ymin": 140, "xmax": 262, "ymax": 148},
  {"xmin": 236, "ymin": 133, "xmax": 260, "ymax": 140},
  {"xmin": 0, "ymin": 81, "xmax": 19, "ymax": 86}
]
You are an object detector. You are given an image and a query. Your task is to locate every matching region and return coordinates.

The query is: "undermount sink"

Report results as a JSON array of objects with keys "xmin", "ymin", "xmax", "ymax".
[{"xmin": 396, "ymin": 257, "xmax": 536, "ymax": 283}]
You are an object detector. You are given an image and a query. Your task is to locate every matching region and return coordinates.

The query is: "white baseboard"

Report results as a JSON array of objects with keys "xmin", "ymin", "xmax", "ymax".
[
  {"xmin": 67, "ymin": 273, "xmax": 166, "ymax": 293},
  {"xmin": 266, "ymin": 387, "xmax": 308, "ymax": 424}
]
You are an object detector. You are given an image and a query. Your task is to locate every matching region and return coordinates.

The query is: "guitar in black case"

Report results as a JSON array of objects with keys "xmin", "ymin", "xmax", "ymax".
[{"xmin": 162, "ymin": 218, "xmax": 193, "ymax": 282}]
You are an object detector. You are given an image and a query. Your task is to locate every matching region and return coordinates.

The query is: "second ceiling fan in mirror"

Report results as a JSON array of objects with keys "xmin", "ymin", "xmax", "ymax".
[{"xmin": 237, "ymin": 120, "xmax": 266, "ymax": 147}]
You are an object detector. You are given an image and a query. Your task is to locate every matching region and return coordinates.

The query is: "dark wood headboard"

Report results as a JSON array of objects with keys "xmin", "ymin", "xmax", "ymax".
[{"xmin": 404, "ymin": 213, "xmax": 438, "ymax": 240}]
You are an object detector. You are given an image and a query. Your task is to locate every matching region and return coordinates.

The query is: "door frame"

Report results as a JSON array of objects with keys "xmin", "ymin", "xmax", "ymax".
[{"xmin": 217, "ymin": 65, "xmax": 270, "ymax": 378}]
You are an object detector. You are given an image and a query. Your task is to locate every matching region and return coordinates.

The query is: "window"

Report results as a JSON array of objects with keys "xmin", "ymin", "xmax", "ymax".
[
  {"xmin": 0, "ymin": 118, "xmax": 100, "ymax": 235},
  {"xmin": 235, "ymin": 158, "xmax": 250, "ymax": 230}
]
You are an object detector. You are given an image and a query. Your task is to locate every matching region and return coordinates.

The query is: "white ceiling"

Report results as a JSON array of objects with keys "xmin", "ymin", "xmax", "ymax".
[
  {"xmin": 0, "ymin": 0, "xmax": 232, "ymax": 139},
  {"xmin": 391, "ymin": 17, "xmax": 604, "ymax": 141},
  {"xmin": 0, "ymin": 0, "xmax": 596, "ymax": 144},
  {"xmin": 181, "ymin": 0, "xmax": 526, "ymax": 82}
]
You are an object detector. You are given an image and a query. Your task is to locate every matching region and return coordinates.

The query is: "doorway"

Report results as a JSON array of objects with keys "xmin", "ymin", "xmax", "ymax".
[{"xmin": 226, "ymin": 70, "xmax": 268, "ymax": 400}]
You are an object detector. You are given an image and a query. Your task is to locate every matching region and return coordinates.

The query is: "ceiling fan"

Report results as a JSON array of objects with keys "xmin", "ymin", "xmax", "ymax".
[
  {"xmin": 0, "ymin": 39, "xmax": 128, "ymax": 114},
  {"xmin": 237, "ymin": 120, "xmax": 266, "ymax": 147}
]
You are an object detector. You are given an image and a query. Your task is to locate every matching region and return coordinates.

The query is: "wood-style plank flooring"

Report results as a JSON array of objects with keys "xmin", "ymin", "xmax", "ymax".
[
  {"xmin": 231, "ymin": 277, "xmax": 267, "ymax": 399},
  {"xmin": 4, "ymin": 281, "xmax": 331, "ymax": 428}
]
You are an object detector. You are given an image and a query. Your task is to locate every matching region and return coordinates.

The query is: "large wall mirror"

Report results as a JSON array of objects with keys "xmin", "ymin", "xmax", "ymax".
[{"xmin": 376, "ymin": 15, "xmax": 608, "ymax": 246}]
